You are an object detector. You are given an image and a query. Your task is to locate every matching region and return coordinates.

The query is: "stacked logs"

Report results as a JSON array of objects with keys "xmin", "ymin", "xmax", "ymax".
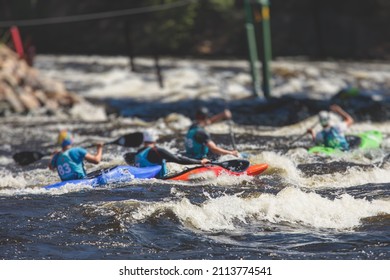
[{"xmin": 0, "ymin": 44, "xmax": 83, "ymax": 115}]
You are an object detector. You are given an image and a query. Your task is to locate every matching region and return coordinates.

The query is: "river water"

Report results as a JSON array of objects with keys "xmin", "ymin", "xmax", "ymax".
[{"xmin": 0, "ymin": 55, "xmax": 390, "ymax": 260}]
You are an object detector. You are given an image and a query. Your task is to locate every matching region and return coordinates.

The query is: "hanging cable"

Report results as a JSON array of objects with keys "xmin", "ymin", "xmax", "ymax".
[{"xmin": 0, "ymin": 0, "xmax": 198, "ymax": 27}]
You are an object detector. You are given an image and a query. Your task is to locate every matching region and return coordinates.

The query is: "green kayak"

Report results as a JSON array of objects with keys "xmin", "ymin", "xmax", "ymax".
[{"xmin": 308, "ymin": 130, "xmax": 383, "ymax": 156}]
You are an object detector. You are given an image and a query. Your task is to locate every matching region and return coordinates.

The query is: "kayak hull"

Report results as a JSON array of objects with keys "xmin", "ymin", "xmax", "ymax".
[
  {"xmin": 246, "ymin": 163, "xmax": 269, "ymax": 176},
  {"xmin": 308, "ymin": 130, "xmax": 382, "ymax": 155},
  {"xmin": 165, "ymin": 163, "xmax": 268, "ymax": 181},
  {"xmin": 358, "ymin": 130, "xmax": 383, "ymax": 149}
]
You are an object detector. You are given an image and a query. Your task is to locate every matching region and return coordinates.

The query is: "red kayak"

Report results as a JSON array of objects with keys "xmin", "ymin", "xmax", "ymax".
[
  {"xmin": 122, "ymin": 153, "xmax": 268, "ymax": 182},
  {"xmin": 165, "ymin": 163, "xmax": 268, "ymax": 181}
]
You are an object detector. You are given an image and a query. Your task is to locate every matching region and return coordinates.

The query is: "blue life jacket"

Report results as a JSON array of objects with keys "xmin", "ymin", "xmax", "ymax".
[
  {"xmin": 52, "ymin": 148, "xmax": 87, "ymax": 181},
  {"xmin": 135, "ymin": 147, "xmax": 167, "ymax": 178},
  {"xmin": 185, "ymin": 125, "xmax": 208, "ymax": 159},
  {"xmin": 321, "ymin": 127, "xmax": 350, "ymax": 151}
]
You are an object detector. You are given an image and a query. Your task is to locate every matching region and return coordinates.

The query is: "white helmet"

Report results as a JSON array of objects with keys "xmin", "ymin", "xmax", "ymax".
[
  {"xmin": 319, "ymin": 111, "xmax": 330, "ymax": 126},
  {"xmin": 143, "ymin": 129, "xmax": 158, "ymax": 142}
]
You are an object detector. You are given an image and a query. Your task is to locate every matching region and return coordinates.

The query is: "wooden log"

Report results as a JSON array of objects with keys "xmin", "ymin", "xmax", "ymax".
[
  {"xmin": 1, "ymin": 44, "xmax": 87, "ymax": 114},
  {"xmin": 32, "ymin": 89, "xmax": 48, "ymax": 105},
  {"xmin": 3, "ymin": 84, "xmax": 25, "ymax": 113},
  {"xmin": 0, "ymin": 45, "xmax": 19, "ymax": 59},
  {"xmin": 2, "ymin": 72, "xmax": 19, "ymax": 87},
  {"xmin": 45, "ymin": 99, "xmax": 59, "ymax": 111},
  {"xmin": 17, "ymin": 86, "xmax": 41, "ymax": 111}
]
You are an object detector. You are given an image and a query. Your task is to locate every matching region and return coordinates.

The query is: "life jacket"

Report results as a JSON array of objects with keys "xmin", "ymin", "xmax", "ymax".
[
  {"xmin": 321, "ymin": 127, "xmax": 350, "ymax": 151},
  {"xmin": 54, "ymin": 150, "xmax": 86, "ymax": 181},
  {"xmin": 185, "ymin": 125, "xmax": 208, "ymax": 159},
  {"xmin": 134, "ymin": 147, "xmax": 167, "ymax": 178}
]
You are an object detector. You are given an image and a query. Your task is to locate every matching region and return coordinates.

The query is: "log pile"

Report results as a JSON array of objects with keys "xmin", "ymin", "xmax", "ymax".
[{"xmin": 0, "ymin": 44, "xmax": 83, "ymax": 115}]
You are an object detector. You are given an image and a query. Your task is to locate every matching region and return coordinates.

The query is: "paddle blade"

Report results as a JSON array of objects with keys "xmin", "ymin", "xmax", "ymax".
[
  {"xmin": 213, "ymin": 159, "xmax": 250, "ymax": 172},
  {"xmin": 110, "ymin": 132, "xmax": 144, "ymax": 147},
  {"xmin": 290, "ymin": 121, "xmax": 319, "ymax": 145},
  {"xmin": 123, "ymin": 152, "xmax": 137, "ymax": 165},
  {"xmin": 13, "ymin": 151, "xmax": 47, "ymax": 166}
]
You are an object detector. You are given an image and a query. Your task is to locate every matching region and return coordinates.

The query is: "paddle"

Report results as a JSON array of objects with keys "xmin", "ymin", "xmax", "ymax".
[
  {"xmin": 123, "ymin": 152, "xmax": 250, "ymax": 173},
  {"xmin": 123, "ymin": 152, "xmax": 137, "ymax": 165},
  {"xmin": 209, "ymin": 158, "xmax": 250, "ymax": 172},
  {"xmin": 13, "ymin": 132, "xmax": 144, "ymax": 166},
  {"xmin": 227, "ymin": 119, "xmax": 237, "ymax": 150},
  {"xmin": 289, "ymin": 121, "xmax": 319, "ymax": 145},
  {"xmin": 218, "ymin": 74, "xmax": 242, "ymax": 156},
  {"xmin": 219, "ymin": 77, "xmax": 237, "ymax": 150}
]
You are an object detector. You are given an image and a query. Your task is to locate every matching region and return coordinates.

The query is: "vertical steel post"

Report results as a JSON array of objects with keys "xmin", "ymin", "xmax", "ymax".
[
  {"xmin": 258, "ymin": 0, "xmax": 272, "ymax": 98},
  {"xmin": 244, "ymin": 0, "xmax": 261, "ymax": 97}
]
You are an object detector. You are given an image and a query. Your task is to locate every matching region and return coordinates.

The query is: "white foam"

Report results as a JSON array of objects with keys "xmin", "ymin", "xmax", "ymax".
[
  {"xmin": 250, "ymin": 151, "xmax": 302, "ymax": 182},
  {"xmin": 256, "ymin": 187, "xmax": 390, "ymax": 229},
  {"xmin": 0, "ymin": 173, "xmax": 28, "ymax": 188},
  {"xmin": 69, "ymin": 102, "xmax": 107, "ymax": 121},
  {"xmin": 0, "ymin": 156, "xmax": 13, "ymax": 165},
  {"xmin": 101, "ymin": 187, "xmax": 390, "ymax": 231},
  {"xmin": 303, "ymin": 166, "xmax": 390, "ymax": 189}
]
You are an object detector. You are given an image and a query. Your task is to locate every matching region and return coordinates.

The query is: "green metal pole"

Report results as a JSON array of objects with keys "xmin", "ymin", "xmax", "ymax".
[
  {"xmin": 244, "ymin": 0, "xmax": 261, "ymax": 97},
  {"xmin": 257, "ymin": 0, "xmax": 272, "ymax": 98}
]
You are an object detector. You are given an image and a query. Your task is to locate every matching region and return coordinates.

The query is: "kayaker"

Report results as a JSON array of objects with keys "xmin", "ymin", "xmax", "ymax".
[
  {"xmin": 307, "ymin": 104, "xmax": 354, "ymax": 151},
  {"xmin": 48, "ymin": 130, "xmax": 104, "ymax": 181},
  {"xmin": 135, "ymin": 130, "xmax": 210, "ymax": 178},
  {"xmin": 185, "ymin": 106, "xmax": 239, "ymax": 159}
]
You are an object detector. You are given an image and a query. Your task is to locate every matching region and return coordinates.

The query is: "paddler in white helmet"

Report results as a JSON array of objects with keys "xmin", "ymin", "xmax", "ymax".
[
  {"xmin": 307, "ymin": 104, "xmax": 354, "ymax": 151},
  {"xmin": 134, "ymin": 129, "xmax": 210, "ymax": 178},
  {"xmin": 48, "ymin": 130, "xmax": 104, "ymax": 181}
]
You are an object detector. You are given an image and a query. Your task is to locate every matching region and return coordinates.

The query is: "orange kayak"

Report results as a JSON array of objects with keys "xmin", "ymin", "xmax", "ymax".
[{"xmin": 165, "ymin": 163, "xmax": 268, "ymax": 181}]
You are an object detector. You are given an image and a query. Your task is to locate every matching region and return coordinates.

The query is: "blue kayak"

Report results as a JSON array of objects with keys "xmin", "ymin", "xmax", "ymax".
[{"xmin": 44, "ymin": 165, "xmax": 162, "ymax": 190}]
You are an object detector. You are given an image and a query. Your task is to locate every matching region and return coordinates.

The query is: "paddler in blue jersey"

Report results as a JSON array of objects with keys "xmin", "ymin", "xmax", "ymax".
[
  {"xmin": 307, "ymin": 104, "xmax": 354, "ymax": 151},
  {"xmin": 135, "ymin": 130, "xmax": 210, "ymax": 178},
  {"xmin": 49, "ymin": 130, "xmax": 104, "ymax": 181},
  {"xmin": 185, "ymin": 106, "xmax": 239, "ymax": 159}
]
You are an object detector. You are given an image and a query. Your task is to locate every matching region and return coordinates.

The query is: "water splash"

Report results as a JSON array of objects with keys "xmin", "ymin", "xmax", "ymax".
[{"xmin": 97, "ymin": 187, "xmax": 390, "ymax": 232}]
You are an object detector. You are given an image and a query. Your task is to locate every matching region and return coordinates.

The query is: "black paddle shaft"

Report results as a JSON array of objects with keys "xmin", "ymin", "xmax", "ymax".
[
  {"xmin": 211, "ymin": 159, "xmax": 249, "ymax": 172},
  {"xmin": 13, "ymin": 132, "xmax": 144, "ymax": 166},
  {"xmin": 123, "ymin": 152, "xmax": 249, "ymax": 173},
  {"xmin": 290, "ymin": 121, "xmax": 319, "ymax": 145}
]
